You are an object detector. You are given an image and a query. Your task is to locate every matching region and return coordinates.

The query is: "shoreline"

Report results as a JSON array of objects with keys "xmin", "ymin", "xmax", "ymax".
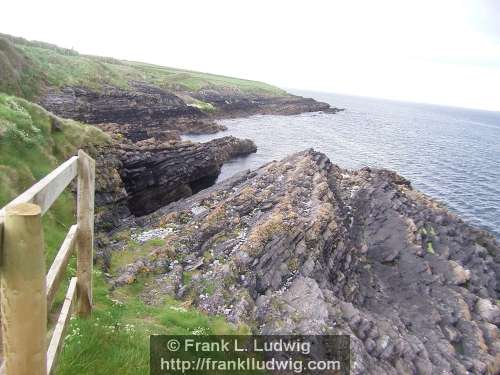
[{"xmin": 187, "ymin": 98, "xmax": 500, "ymax": 241}]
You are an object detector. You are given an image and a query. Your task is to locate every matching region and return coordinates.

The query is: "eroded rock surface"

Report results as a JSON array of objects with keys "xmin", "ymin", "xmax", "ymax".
[
  {"xmin": 41, "ymin": 83, "xmax": 226, "ymax": 136},
  {"xmin": 91, "ymin": 144, "xmax": 130, "ymax": 231},
  {"xmin": 192, "ymin": 88, "xmax": 341, "ymax": 117},
  {"xmin": 112, "ymin": 150, "xmax": 500, "ymax": 374},
  {"xmin": 40, "ymin": 84, "xmax": 341, "ymax": 138},
  {"xmin": 119, "ymin": 136, "xmax": 257, "ymax": 216}
]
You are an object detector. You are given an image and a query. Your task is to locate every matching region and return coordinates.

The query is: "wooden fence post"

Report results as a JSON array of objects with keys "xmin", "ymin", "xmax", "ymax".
[
  {"xmin": 76, "ymin": 150, "xmax": 95, "ymax": 317},
  {"xmin": 1, "ymin": 203, "xmax": 47, "ymax": 375}
]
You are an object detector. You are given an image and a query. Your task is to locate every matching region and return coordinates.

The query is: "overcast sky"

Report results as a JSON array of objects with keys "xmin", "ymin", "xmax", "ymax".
[{"xmin": 2, "ymin": 0, "xmax": 500, "ymax": 111}]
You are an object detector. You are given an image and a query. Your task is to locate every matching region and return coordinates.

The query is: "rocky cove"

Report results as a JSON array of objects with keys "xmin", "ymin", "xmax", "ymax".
[
  {"xmin": 40, "ymin": 83, "xmax": 340, "ymax": 139},
  {"xmin": 73, "ymin": 85, "xmax": 338, "ymax": 222},
  {"xmin": 39, "ymin": 83, "xmax": 500, "ymax": 374}
]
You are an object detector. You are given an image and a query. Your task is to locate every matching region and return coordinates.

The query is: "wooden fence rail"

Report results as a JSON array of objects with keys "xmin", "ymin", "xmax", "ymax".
[{"xmin": 0, "ymin": 150, "xmax": 95, "ymax": 375}]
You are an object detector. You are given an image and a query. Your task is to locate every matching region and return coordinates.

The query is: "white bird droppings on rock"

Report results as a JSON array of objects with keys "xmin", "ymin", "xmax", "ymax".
[{"xmin": 131, "ymin": 227, "xmax": 173, "ymax": 243}]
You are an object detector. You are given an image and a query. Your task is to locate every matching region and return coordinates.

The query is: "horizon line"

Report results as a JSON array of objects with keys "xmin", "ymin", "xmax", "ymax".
[{"xmin": 286, "ymin": 87, "xmax": 500, "ymax": 114}]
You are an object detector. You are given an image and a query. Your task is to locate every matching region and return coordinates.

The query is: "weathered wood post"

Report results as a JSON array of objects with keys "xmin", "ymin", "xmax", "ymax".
[
  {"xmin": 76, "ymin": 150, "xmax": 95, "ymax": 317},
  {"xmin": 1, "ymin": 203, "xmax": 47, "ymax": 375}
]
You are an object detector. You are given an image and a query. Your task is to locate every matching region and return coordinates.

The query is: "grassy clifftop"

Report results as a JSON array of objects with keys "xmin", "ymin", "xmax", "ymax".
[
  {"xmin": 0, "ymin": 93, "xmax": 109, "ymax": 260},
  {"xmin": 0, "ymin": 33, "xmax": 286, "ymax": 101}
]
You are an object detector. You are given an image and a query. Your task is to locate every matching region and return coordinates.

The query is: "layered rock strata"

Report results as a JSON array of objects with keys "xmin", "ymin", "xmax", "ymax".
[
  {"xmin": 40, "ymin": 83, "xmax": 341, "ymax": 138},
  {"xmin": 118, "ymin": 136, "xmax": 257, "ymax": 216},
  {"xmin": 112, "ymin": 149, "xmax": 500, "ymax": 375},
  {"xmin": 41, "ymin": 83, "xmax": 225, "ymax": 136},
  {"xmin": 91, "ymin": 144, "xmax": 130, "ymax": 231},
  {"xmin": 192, "ymin": 88, "xmax": 341, "ymax": 117}
]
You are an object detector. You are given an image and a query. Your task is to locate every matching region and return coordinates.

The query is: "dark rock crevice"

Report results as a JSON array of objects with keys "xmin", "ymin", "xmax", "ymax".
[
  {"xmin": 118, "ymin": 136, "xmax": 257, "ymax": 216},
  {"xmin": 188, "ymin": 174, "xmax": 219, "ymax": 195}
]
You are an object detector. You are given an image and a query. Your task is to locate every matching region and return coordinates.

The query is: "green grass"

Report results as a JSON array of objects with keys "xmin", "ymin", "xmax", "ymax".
[
  {"xmin": 0, "ymin": 33, "xmax": 287, "ymax": 102},
  {"xmin": 426, "ymin": 242, "xmax": 435, "ymax": 254},
  {"xmin": 54, "ymin": 243, "xmax": 247, "ymax": 375},
  {"xmin": 0, "ymin": 93, "xmax": 110, "ymax": 265},
  {"xmin": 53, "ymin": 234, "xmax": 247, "ymax": 374},
  {"xmin": 0, "ymin": 92, "xmax": 131, "ymax": 373},
  {"xmin": 109, "ymin": 238, "xmax": 165, "ymax": 275},
  {"xmin": 125, "ymin": 61, "xmax": 286, "ymax": 95}
]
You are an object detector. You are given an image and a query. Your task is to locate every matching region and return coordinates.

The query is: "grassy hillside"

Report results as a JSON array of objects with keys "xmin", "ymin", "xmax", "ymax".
[
  {"xmin": 0, "ymin": 33, "xmax": 286, "ymax": 102},
  {"xmin": 0, "ymin": 93, "xmax": 109, "ymax": 262}
]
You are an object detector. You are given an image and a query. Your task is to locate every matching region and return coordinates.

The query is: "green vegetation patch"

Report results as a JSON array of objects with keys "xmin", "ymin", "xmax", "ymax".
[
  {"xmin": 0, "ymin": 93, "xmax": 109, "ymax": 264},
  {"xmin": 109, "ymin": 238, "xmax": 166, "ymax": 275},
  {"xmin": 0, "ymin": 33, "xmax": 287, "ymax": 101},
  {"xmin": 53, "ymin": 229, "xmax": 246, "ymax": 374},
  {"xmin": 55, "ymin": 250, "xmax": 247, "ymax": 374},
  {"xmin": 0, "ymin": 93, "xmax": 112, "ymax": 353}
]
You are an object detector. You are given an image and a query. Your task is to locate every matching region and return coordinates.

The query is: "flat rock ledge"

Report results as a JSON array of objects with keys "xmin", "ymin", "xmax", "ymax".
[{"xmin": 112, "ymin": 149, "xmax": 500, "ymax": 375}]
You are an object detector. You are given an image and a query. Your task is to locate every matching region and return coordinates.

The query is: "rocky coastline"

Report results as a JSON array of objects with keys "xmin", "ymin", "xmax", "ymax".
[
  {"xmin": 4, "ymin": 32, "xmax": 498, "ymax": 374},
  {"xmin": 51, "ymin": 80, "xmax": 341, "ymax": 226},
  {"xmin": 76, "ymin": 84, "xmax": 499, "ymax": 374},
  {"xmin": 38, "ymin": 79, "xmax": 342, "ymax": 223},
  {"xmin": 40, "ymin": 82, "xmax": 341, "ymax": 141},
  {"xmin": 45, "ymin": 81, "xmax": 499, "ymax": 374},
  {"xmin": 109, "ymin": 149, "xmax": 500, "ymax": 374}
]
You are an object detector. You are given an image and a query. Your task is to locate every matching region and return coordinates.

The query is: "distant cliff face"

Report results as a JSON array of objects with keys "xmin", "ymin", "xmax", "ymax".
[
  {"xmin": 192, "ymin": 88, "xmax": 338, "ymax": 117},
  {"xmin": 112, "ymin": 150, "xmax": 500, "ymax": 375},
  {"xmin": 0, "ymin": 33, "xmax": 340, "ymax": 137},
  {"xmin": 40, "ymin": 83, "xmax": 338, "ymax": 137},
  {"xmin": 40, "ymin": 83, "xmax": 226, "ymax": 135}
]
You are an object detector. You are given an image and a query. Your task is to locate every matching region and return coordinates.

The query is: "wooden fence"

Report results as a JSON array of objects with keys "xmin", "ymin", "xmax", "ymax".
[{"xmin": 0, "ymin": 150, "xmax": 95, "ymax": 375}]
